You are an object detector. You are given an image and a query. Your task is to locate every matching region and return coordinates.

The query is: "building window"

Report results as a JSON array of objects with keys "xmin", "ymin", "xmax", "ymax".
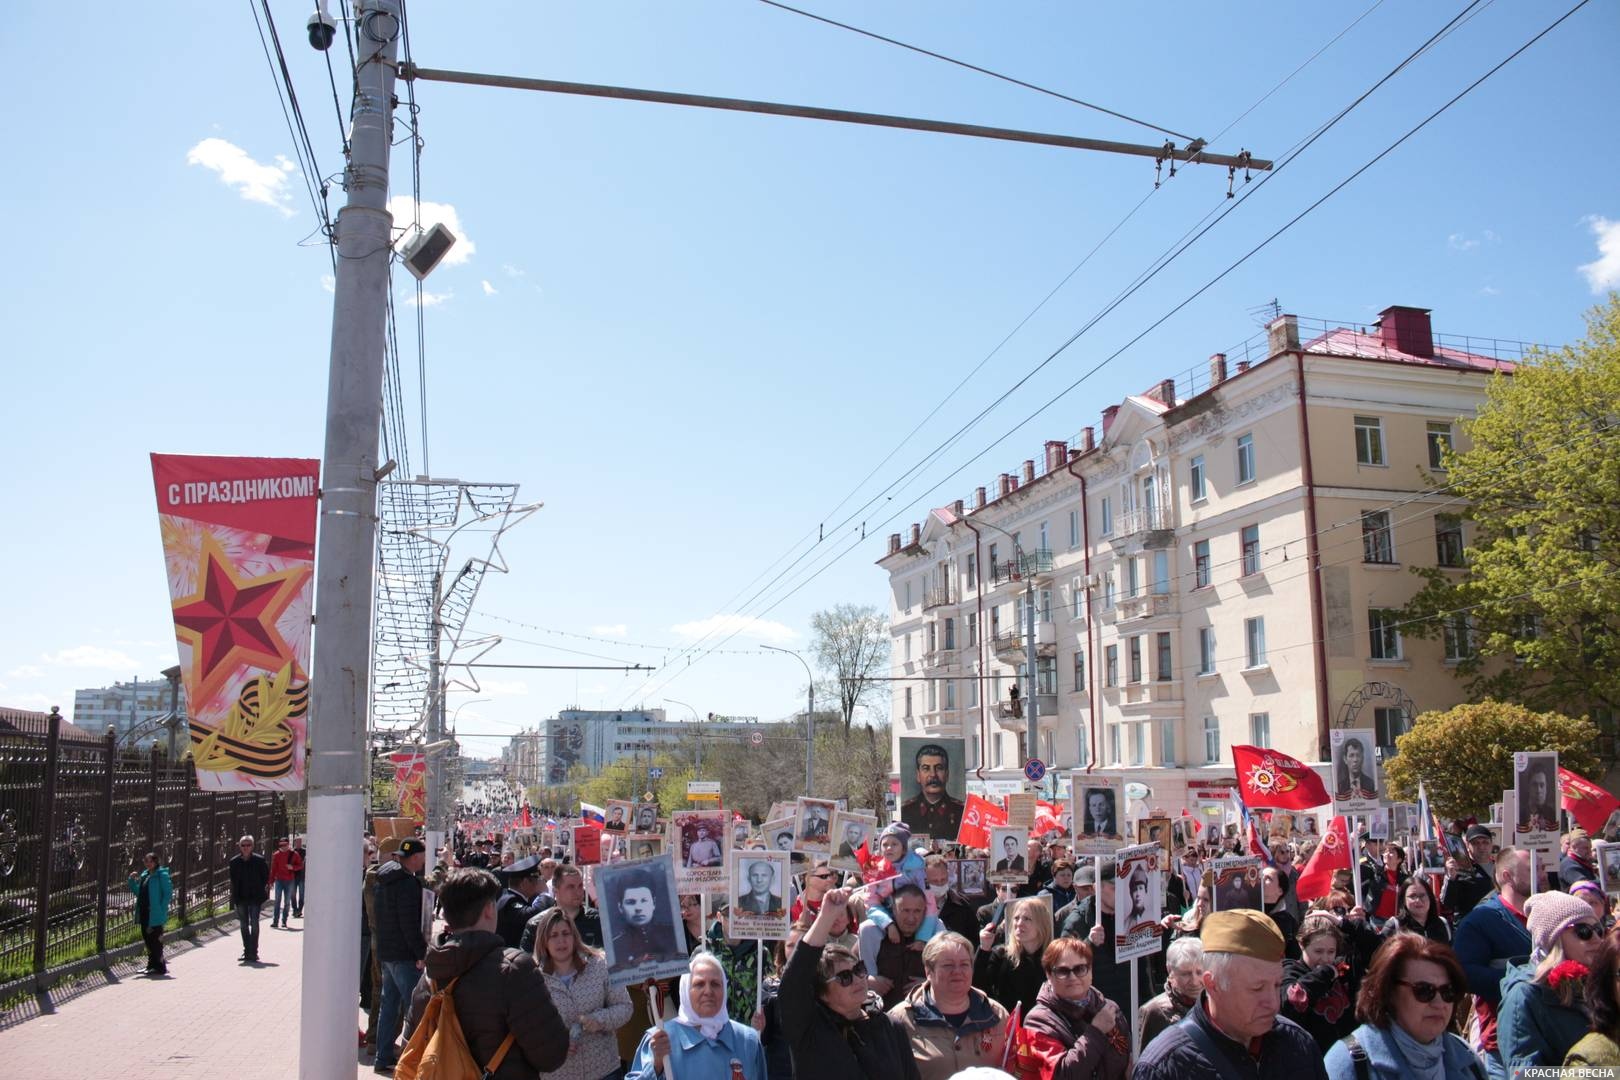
[
  {"xmin": 1354, "ymin": 415, "xmax": 1386, "ymax": 466},
  {"xmin": 1130, "ymin": 722, "xmax": 1146, "ymax": 766},
  {"xmin": 904, "ymin": 633, "xmax": 912, "ymax": 661},
  {"xmin": 1197, "ymin": 627, "xmax": 1216, "ymax": 675},
  {"xmin": 1152, "ymin": 550, "xmax": 1170, "ymax": 595},
  {"xmin": 967, "ymin": 612, "xmax": 979, "ymax": 646},
  {"xmin": 1014, "ymin": 595, "xmax": 1026, "ymax": 630},
  {"xmin": 1190, "ymin": 454, "xmax": 1206, "ymax": 502},
  {"xmin": 1250, "ymin": 712, "xmax": 1271, "ymax": 747},
  {"xmin": 904, "ymin": 581, "xmax": 913, "ymax": 611},
  {"xmin": 1037, "ymin": 656, "xmax": 1057, "ymax": 695},
  {"xmin": 1100, "ymin": 496, "xmax": 1113, "ymax": 536},
  {"xmin": 1125, "ymin": 557, "xmax": 1140, "ymax": 598},
  {"xmin": 1443, "ymin": 614, "xmax": 1472, "ymax": 661},
  {"xmin": 1160, "ymin": 720, "xmax": 1177, "ymax": 766},
  {"xmin": 1236, "ymin": 433, "xmax": 1255, "ymax": 485},
  {"xmin": 966, "ymin": 553, "xmax": 977, "ymax": 589},
  {"xmin": 1156, "ymin": 632, "xmax": 1173, "ymax": 682},
  {"xmin": 1102, "ymin": 573, "xmax": 1115, "ymax": 610},
  {"xmin": 1077, "ymin": 724, "xmax": 1090, "ymax": 767},
  {"xmin": 1362, "ymin": 511, "xmax": 1395, "ymax": 564},
  {"xmin": 1435, "ymin": 515, "xmax": 1464, "ymax": 567},
  {"xmin": 1374, "ymin": 707, "xmax": 1408, "ymax": 752},
  {"xmin": 1128, "ymin": 636, "xmax": 1143, "ymax": 683},
  {"xmin": 1241, "ymin": 524, "xmax": 1261, "ymax": 576},
  {"xmin": 1109, "ymin": 725, "xmax": 1121, "ymax": 765},
  {"xmin": 988, "ymin": 543, "xmax": 998, "ymax": 574},
  {"xmin": 1427, "ymin": 421, "xmax": 1454, "ymax": 470},
  {"xmin": 1105, "ymin": 645, "xmax": 1119, "ymax": 688},
  {"xmin": 945, "ymin": 680, "xmax": 956, "ymax": 710},
  {"xmin": 904, "ymin": 687, "xmax": 913, "ymax": 717},
  {"xmin": 1040, "ymin": 589, "xmax": 1053, "ymax": 624},
  {"xmin": 1203, "ymin": 716, "xmax": 1220, "ymax": 763},
  {"xmin": 927, "ymin": 622, "xmax": 937, "ymax": 654},
  {"xmin": 1072, "ymin": 650, "xmax": 1086, "ymax": 692},
  {"xmin": 944, "ymin": 617, "xmax": 956, "ymax": 650},
  {"xmin": 1369, "ymin": 609, "xmax": 1403, "ymax": 660},
  {"xmin": 991, "ymin": 606, "xmax": 1001, "ymax": 637},
  {"xmin": 1194, "ymin": 539, "xmax": 1211, "ymax": 588},
  {"xmin": 993, "ymin": 732, "xmax": 1003, "ymax": 768},
  {"xmin": 1071, "ymin": 579, "xmax": 1085, "ymax": 618},
  {"xmin": 1069, "ymin": 510, "xmax": 1079, "ymax": 549},
  {"xmin": 966, "ymin": 678, "xmax": 979, "ymax": 708},
  {"xmin": 927, "ymin": 680, "xmax": 936, "ymax": 711},
  {"xmin": 1244, "ymin": 617, "xmax": 1267, "ymax": 668},
  {"xmin": 1039, "ymin": 521, "xmax": 1050, "ymax": 552}
]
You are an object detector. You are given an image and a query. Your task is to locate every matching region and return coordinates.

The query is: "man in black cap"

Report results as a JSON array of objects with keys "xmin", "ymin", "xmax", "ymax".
[
  {"xmin": 495, "ymin": 855, "xmax": 545, "ymax": 948},
  {"xmin": 1441, "ymin": 824, "xmax": 1497, "ymax": 920},
  {"xmin": 899, "ymin": 742, "xmax": 964, "ymax": 839},
  {"xmin": 373, "ymin": 837, "xmax": 428, "ymax": 1074}
]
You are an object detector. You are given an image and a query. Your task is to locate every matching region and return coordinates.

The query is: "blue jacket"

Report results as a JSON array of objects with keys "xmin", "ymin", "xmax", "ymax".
[
  {"xmin": 626, "ymin": 1017, "xmax": 766, "ymax": 1080},
  {"xmin": 128, "ymin": 866, "xmax": 172, "ymax": 929},
  {"xmin": 1497, "ymin": 960, "xmax": 1590, "ymax": 1068},
  {"xmin": 1133, "ymin": 999, "xmax": 1327, "ymax": 1080},
  {"xmin": 1452, "ymin": 894, "xmax": 1529, "ymax": 1006},
  {"xmin": 1323, "ymin": 1022, "xmax": 1483, "ymax": 1080}
]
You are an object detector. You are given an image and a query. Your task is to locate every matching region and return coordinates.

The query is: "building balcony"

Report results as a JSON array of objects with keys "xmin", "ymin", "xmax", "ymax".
[
  {"xmin": 922, "ymin": 648, "xmax": 957, "ymax": 669},
  {"xmin": 1108, "ymin": 507, "xmax": 1174, "ymax": 549},
  {"xmin": 1116, "ymin": 592, "xmax": 1177, "ymax": 621},
  {"xmin": 923, "ymin": 584, "xmax": 955, "ymax": 610},
  {"xmin": 993, "ymin": 695, "xmax": 1060, "ymax": 732},
  {"xmin": 1118, "ymin": 680, "xmax": 1183, "ymax": 714},
  {"xmin": 991, "ymin": 628, "xmax": 1056, "ymax": 661},
  {"xmin": 990, "ymin": 549, "xmax": 1054, "ymax": 587}
]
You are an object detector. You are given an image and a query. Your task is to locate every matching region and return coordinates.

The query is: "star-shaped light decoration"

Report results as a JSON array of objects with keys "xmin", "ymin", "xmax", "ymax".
[{"xmin": 171, "ymin": 535, "xmax": 310, "ymax": 702}]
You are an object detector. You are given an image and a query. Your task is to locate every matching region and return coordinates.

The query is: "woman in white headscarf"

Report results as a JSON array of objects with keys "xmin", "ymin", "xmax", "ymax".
[{"xmin": 627, "ymin": 952, "xmax": 767, "ymax": 1080}]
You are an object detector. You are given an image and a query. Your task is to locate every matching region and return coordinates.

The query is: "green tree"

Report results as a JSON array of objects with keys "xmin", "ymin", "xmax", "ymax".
[
  {"xmin": 1400, "ymin": 295, "xmax": 1620, "ymax": 719},
  {"xmin": 810, "ymin": 603, "xmax": 890, "ymax": 734},
  {"xmin": 1383, "ymin": 700, "xmax": 1600, "ymax": 819}
]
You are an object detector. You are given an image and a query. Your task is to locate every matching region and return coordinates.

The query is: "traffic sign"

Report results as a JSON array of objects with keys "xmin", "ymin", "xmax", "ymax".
[
  {"xmin": 687, "ymin": 781, "xmax": 722, "ymax": 796},
  {"xmin": 648, "ymin": 767, "xmax": 664, "ymax": 780},
  {"xmin": 1023, "ymin": 758, "xmax": 1047, "ymax": 783}
]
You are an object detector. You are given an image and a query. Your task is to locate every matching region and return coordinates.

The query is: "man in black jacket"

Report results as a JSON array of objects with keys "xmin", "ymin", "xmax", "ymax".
[
  {"xmin": 779, "ymin": 886, "xmax": 920, "ymax": 1080},
  {"xmin": 1441, "ymin": 825, "xmax": 1497, "ymax": 919},
  {"xmin": 404, "ymin": 868, "xmax": 569, "ymax": 1079},
  {"xmin": 518, "ymin": 864, "xmax": 603, "ymax": 951},
  {"xmin": 373, "ymin": 838, "xmax": 428, "ymax": 1075},
  {"xmin": 228, "ymin": 834, "xmax": 270, "ymax": 963},
  {"xmin": 493, "ymin": 855, "xmax": 545, "ymax": 948}
]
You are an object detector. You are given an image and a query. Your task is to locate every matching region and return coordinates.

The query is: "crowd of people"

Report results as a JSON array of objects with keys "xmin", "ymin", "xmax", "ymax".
[{"xmin": 343, "ymin": 803, "xmax": 1620, "ymax": 1080}]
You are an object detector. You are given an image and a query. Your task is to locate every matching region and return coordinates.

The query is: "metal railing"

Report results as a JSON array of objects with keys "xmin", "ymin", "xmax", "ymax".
[
  {"xmin": 990, "ymin": 549, "xmax": 1054, "ymax": 586},
  {"xmin": 0, "ymin": 711, "xmax": 285, "ymax": 996}
]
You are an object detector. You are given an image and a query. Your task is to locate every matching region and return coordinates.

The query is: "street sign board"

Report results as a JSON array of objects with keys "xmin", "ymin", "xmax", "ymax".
[
  {"xmin": 749, "ymin": 731, "xmax": 764, "ymax": 747},
  {"xmin": 1023, "ymin": 758, "xmax": 1047, "ymax": 783},
  {"xmin": 687, "ymin": 781, "xmax": 722, "ymax": 796},
  {"xmin": 648, "ymin": 767, "xmax": 665, "ymax": 780}
]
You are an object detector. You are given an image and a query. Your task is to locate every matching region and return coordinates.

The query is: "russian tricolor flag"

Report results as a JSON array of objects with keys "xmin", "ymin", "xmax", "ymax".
[{"xmin": 579, "ymin": 802, "xmax": 606, "ymax": 826}]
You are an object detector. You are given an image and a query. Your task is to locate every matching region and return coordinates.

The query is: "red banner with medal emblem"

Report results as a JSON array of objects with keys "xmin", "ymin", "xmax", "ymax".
[
  {"xmin": 1232, "ymin": 744, "xmax": 1331, "ymax": 810},
  {"xmin": 151, "ymin": 454, "xmax": 318, "ymax": 791}
]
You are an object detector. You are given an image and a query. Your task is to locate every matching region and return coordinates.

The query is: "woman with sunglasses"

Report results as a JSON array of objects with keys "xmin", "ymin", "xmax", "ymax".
[
  {"xmin": 1566, "ymin": 931, "xmax": 1620, "ymax": 1066},
  {"xmin": 1011, "ymin": 937, "xmax": 1127, "ymax": 1080},
  {"xmin": 1323, "ymin": 933, "xmax": 1479, "ymax": 1080},
  {"xmin": 1499, "ymin": 891, "xmax": 1605, "ymax": 1068},
  {"xmin": 777, "ymin": 887, "xmax": 920, "ymax": 1080}
]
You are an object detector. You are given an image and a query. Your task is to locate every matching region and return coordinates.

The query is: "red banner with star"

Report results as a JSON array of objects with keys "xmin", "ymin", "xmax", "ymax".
[{"xmin": 151, "ymin": 454, "xmax": 318, "ymax": 791}]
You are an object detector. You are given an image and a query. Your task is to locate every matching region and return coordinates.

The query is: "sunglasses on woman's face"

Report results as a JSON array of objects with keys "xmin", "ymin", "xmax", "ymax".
[
  {"xmin": 1569, "ymin": 921, "xmax": 1603, "ymax": 942},
  {"xmin": 1049, "ymin": 964, "xmax": 1091, "ymax": 979},
  {"xmin": 1397, "ymin": 980, "xmax": 1458, "ymax": 1004},
  {"xmin": 825, "ymin": 968, "xmax": 860, "ymax": 987}
]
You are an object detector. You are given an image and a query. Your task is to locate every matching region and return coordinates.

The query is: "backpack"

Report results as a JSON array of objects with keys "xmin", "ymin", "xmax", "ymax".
[{"xmin": 395, "ymin": 976, "xmax": 516, "ymax": 1080}]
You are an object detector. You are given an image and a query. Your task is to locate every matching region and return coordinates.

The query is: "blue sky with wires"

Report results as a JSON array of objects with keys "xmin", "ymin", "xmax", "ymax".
[{"xmin": 1, "ymin": 1, "xmax": 1617, "ymax": 757}]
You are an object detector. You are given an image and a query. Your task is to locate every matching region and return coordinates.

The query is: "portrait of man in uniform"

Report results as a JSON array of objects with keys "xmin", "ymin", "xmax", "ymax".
[{"xmin": 898, "ymin": 738, "xmax": 965, "ymax": 839}]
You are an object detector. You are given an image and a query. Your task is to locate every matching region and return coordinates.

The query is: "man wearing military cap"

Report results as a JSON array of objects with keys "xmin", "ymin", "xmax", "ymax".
[
  {"xmin": 1134, "ymin": 909, "xmax": 1326, "ymax": 1080},
  {"xmin": 495, "ymin": 855, "xmax": 545, "ymax": 948}
]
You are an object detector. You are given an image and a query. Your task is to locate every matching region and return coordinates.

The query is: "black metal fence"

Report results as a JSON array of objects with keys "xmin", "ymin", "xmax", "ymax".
[{"xmin": 0, "ymin": 710, "xmax": 288, "ymax": 994}]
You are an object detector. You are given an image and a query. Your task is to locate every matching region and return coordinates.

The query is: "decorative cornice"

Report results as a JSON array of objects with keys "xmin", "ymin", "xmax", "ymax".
[{"xmin": 1169, "ymin": 380, "xmax": 1298, "ymax": 451}]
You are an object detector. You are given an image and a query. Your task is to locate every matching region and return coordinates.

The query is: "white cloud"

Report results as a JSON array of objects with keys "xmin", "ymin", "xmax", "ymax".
[
  {"xmin": 320, "ymin": 274, "xmax": 335, "ymax": 293},
  {"xmin": 477, "ymin": 679, "xmax": 529, "ymax": 697},
  {"xmin": 8, "ymin": 665, "xmax": 45, "ymax": 679},
  {"xmin": 501, "ymin": 263, "xmax": 525, "ymax": 278},
  {"xmin": 590, "ymin": 624, "xmax": 629, "ymax": 638},
  {"xmin": 40, "ymin": 645, "xmax": 141, "ymax": 670},
  {"xmin": 387, "ymin": 197, "xmax": 475, "ymax": 265},
  {"xmin": 186, "ymin": 138, "xmax": 296, "ymax": 217},
  {"xmin": 481, "ymin": 280, "xmax": 497, "ymax": 296},
  {"xmin": 407, "ymin": 289, "xmax": 452, "ymax": 308},
  {"xmin": 1448, "ymin": 233, "xmax": 1477, "ymax": 252},
  {"xmin": 1578, "ymin": 216, "xmax": 1620, "ymax": 293},
  {"xmin": 1479, "ymin": 285, "xmax": 1502, "ymax": 297},
  {"xmin": 670, "ymin": 614, "xmax": 796, "ymax": 644}
]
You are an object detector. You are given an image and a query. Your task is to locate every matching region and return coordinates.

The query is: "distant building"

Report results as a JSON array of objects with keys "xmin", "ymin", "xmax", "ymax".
[
  {"xmin": 72, "ymin": 676, "xmax": 187, "ymax": 750},
  {"xmin": 0, "ymin": 705, "xmax": 102, "ymax": 745},
  {"xmin": 518, "ymin": 707, "xmax": 768, "ymax": 786},
  {"xmin": 877, "ymin": 304, "xmax": 1552, "ymax": 808}
]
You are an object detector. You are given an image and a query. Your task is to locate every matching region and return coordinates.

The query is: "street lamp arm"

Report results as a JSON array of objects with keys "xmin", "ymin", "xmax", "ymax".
[{"xmin": 760, "ymin": 645, "xmax": 814, "ymax": 794}]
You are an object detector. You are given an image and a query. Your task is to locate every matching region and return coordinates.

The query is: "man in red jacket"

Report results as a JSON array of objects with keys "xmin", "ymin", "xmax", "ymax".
[{"xmin": 269, "ymin": 837, "xmax": 302, "ymax": 928}]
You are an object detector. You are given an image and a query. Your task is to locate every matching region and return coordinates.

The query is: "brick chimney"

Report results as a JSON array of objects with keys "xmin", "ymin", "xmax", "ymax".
[
  {"xmin": 952, "ymin": 499, "xmax": 964, "ymax": 517},
  {"xmin": 998, "ymin": 474, "xmax": 1011, "ymax": 498},
  {"xmin": 1236, "ymin": 360, "xmax": 1251, "ymax": 373},
  {"xmin": 1376, "ymin": 305, "xmax": 1434, "ymax": 358},
  {"xmin": 1209, "ymin": 353, "xmax": 1227, "ymax": 387},
  {"xmin": 1101, "ymin": 405, "xmax": 1120, "ymax": 434},
  {"xmin": 1154, "ymin": 378, "xmax": 1176, "ymax": 405},
  {"xmin": 910, "ymin": 523, "xmax": 921, "ymax": 546},
  {"xmin": 1080, "ymin": 426, "xmax": 1095, "ymax": 452},
  {"xmin": 1267, "ymin": 314, "xmax": 1299, "ymax": 356},
  {"xmin": 1045, "ymin": 440, "xmax": 1067, "ymax": 473},
  {"xmin": 974, "ymin": 486, "xmax": 987, "ymax": 510},
  {"xmin": 1022, "ymin": 460, "xmax": 1036, "ymax": 484},
  {"xmin": 888, "ymin": 533, "xmax": 901, "ymax": 555},
  {"xmin": 1009, "ymin": 474, "xmax": 1021, "ymax": 492}
]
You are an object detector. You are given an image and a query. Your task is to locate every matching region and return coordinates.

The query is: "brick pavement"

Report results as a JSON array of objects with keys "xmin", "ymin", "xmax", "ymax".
[{"xmin": 0, "ymin": 911, "xmax": 377, "ymax": 1079}]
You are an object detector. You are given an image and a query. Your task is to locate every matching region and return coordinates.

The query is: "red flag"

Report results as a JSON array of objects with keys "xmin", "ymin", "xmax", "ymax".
[
  {"xmin": 517, "ymin": 805, "xmax": 532, "ymax": 829},
  {"xmin": 1031, "ymin": 801, "xmax": 1065, "ymax": 838},
  {"xmin": 1001, "ymin": 1002, "xmax": 1022, "ymax": 1071},
  {"xmin": 1560, "ymin": 766, "xmax": 1620, "ymax": 836},
  {"xmin": 1294, "ymin": 815, "xmax": 1351, "ymax": 901},
  {"xmin": 1232, "ymin": 745, "xmax": 1331, "ymax": 810},
  {"xmin": 956, "ymin": 794, "xmax": 1008, "ymax": 848}
]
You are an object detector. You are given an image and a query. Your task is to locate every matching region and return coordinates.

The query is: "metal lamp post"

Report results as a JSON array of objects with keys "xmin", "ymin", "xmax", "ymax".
[{"xmin": 761, "ymin": 645, "xmax": 814, "ymax": 794}]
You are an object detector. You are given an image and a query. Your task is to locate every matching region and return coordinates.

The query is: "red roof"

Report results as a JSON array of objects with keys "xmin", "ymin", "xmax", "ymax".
[
  {"xmin": 1304, "ymin": 326, "xmax": 1517, "ymax": 374},
  {"xmin": 0, "ymin": 706, "xmax": 103, "ymax": 743}
]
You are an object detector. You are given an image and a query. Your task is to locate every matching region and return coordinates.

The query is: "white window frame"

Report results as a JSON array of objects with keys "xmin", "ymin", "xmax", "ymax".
[
  {"xmin": 1369, "ymin": 608, "xmax": 1403, "ymax": 661},
  {"xmin": 1152, "ymin": 550, "xmax": 1170, "ymax": 595},
  {"xmin": 1354, "ymin": 415, "xmax": 1386, "ymax": 466},
  {"xmin": 1362, "ymin": 510, "xmax": 1395, "ymax": 564},
  {"xmin": 1100, "ymin": 496, "xmax": 1113, "ymax": 536},
  {"xmin": 1155, "ymin": 632, "xmax": 1173, "ymax": 682},
  {"xmin": 1128, "ymin": 636, "xmax": 1143, "ymax": 684},
  {"xmin": 1197, "ymin": 627, "xmax": 1216, "ymax": 675},
  {"xmin": 1240, "ymin": 524, "xmax": 1261, "ymax": 576},
  {"xmin": 1194, "ymin": 539, "xmax": 1211, "ymax": 588},
  {"xmin": 1105, "ymin": 644, "xmax": 1119, "ymax": 688},
  {"xmin": 1072, "ymin": 650, "xmax": 1086, "ymax": 692},
  {"xmin": 1427, "ymin": 421, "xmax": 1454, "ymax": 470},
  {"xmin": 1160, "ymin": 720, "xmax": 1177, "ymax": 766},
  {"xmin": 1249, "ymin": 712, "xmax": 1271, "ymax": 747},
  {"xmin": 1244, "ymin": 616, "xmax": 1267, "ymax": 669},
  {"xmin": 1203, "ymin": 716, "xmax": 1220, "ymax": 763},
  {"xmin": 1190, "ymin": 454, "xmax": 1206, "ymax": 502},
  {"xmin": 1068, "ymin": 509, "xmax": 1080, "ymax": 549},
  {"xmin": 1236, "ymin": 433, "xmax": 1256, "ymax": 485}
]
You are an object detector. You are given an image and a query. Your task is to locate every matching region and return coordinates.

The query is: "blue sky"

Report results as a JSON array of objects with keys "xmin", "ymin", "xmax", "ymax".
[{"xmin": 3, "ymin": 1, "xmax": 1617, "ymax": 759}]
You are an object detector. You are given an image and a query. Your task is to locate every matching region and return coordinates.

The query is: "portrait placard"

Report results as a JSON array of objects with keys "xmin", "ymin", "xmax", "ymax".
[
  {"xmin": 829, "ymin": 810, "xmax": 877, "ymax": 873},
  {"xmin": 794, "ymin": 798, "xmax": 837, "ymax": 856},
  {"xmin": 1072, "ymin": 774, "xmax": 1123, "ymax": 855},
  {"xmin": 1137, "ymin": 817, "xmax": 1172, "ymax": 863},
  {"xmin": 631, "ymin": 801, "xmax": 661, "ymax": 837},
  {"xmin": 597, "ymin": 855, "xmax": 689, "ymax": 986},
  {"xmin": 729, "ymin": 848, "xmax": 791, "ymax": 940},
  {"xmin": 988, "ymin": 827, "xmax": 1030, "ymax": 884},
  {"xmin": 670, "ymin": 809, "xmax": 729, "ymax": 891},
  {"xmin": 603, "ymin": 800, "xmax": 633, "ymax": 833},
  {"xmin": 1005, "ymin": 793, "xmax": 1037, "ymax": 830},
  {"xmin": 1513, "ymin": 751, "xmax": 1560, "ymax": 849},
  {"xmin": 1115, "ymin": 842, "xmax": 1164, "ymax": 962},
  {"xmin": 1208, "ymin": 855, "xmax": 1263, "ymax": 912},
  {"xmin": 1597, "ymin": 841, "xmax": 1620, "ymax": 896},
  {"xmin": 898, "ymin": 737, "xmax": 967, "ymax": 840},
  {"xmin": 1329, "ymin": 729, "xmax": 1382, "ymax": 814},
  {"xmin": 954, "ymin": 858, "xmax": 988, "ymax": 898}
]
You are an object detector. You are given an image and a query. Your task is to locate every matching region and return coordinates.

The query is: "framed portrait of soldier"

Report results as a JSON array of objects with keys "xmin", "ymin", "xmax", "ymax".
[
  {"xmin": 1367, "ymin": 808, "xmax": 1390, "ymax": 842},
  {"xmin": 1170, "ymin": 817, "xmax": 1195, "ymax": 852},
  {"xmin": 1072, "ymin": 774, "xmax": 1123, "ymax": 855},
  {"xmin": 729, "ymin": 849, "xmax": 791, "ymax": 939},
  {"xmin": 1597, "ymin": 842, "xmax": 1620, "ymax": 896},
  {"xmin": 955, "ymin": 858, "xmax": 988, "ymax": 898},
  {"xmin": 1208, "ymin": 855, "xmax": 1263, "ymax": 912},
  {"xmin": 829, "ymin": 810, "xmax": 876, "ymax": 874},
  {"xmin": 631, "ymin": 801, "xmax": 660, "ymax": 837},
  {"xmin": 597, "ymin": 855, "xmax": 689, "ymax": 986},
  {"xmin": 988, "ymin": 827, "xmax": 1030, "ymax": 885},
  {"xmin": 604, "ymin": 800, "xmax": 633, "ymax": 833},
  {"xmin": 732, "ymin": 819, "xmax": 752, "ymax": 849},
  {"xmin": 628, "ymin": 836, "xmax": 664, "ymax": 861},
  {"xmin": 1329, "ymin": 728, "xmax": 1381, "ymax": 814},
  {"xmin": 670, "ymin": 809, "xmax": 729, "ymax": 891},
  {"xmin": 1418, "ymin": 840, "xmax": 1446, "ymax": 873},
  {"xmin": 1115, "ymin": 842, "xmax": 1164, "ymax": 962},
  {"xmin": 1513, "ymin": 751, "xmax": 1560, "ymax": 836},
  {"xmin": 1138, "ymin": 817, "xmax": 1172, "ymax": 863},
  {"xmin": 793, "ymin": 797, "xmax": 837, "ymax": 855},
  {"xmin": 897, "ymin": 737, "xmax": 966, "ymax": 840}
]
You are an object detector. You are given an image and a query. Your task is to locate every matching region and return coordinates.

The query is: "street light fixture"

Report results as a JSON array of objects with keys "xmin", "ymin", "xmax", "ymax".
[
  {"xmin": 664, "ymin": 697, "xmax": 703, "ymax": 778},
  {"xmin": 760, "ymin": 645, "xmax": 814, "ymax": 794}
]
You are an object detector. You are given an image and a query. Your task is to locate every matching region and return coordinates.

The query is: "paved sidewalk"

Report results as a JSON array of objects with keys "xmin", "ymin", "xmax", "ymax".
[{"xmin": 0, "ymin": 912, "xmax": 376, "ymax": 1079}]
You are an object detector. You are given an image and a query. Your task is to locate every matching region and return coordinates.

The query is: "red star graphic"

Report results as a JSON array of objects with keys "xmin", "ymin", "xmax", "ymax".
[{"xmin": 171, "ymin": 536, "xmax": 309, "ymax": 700}]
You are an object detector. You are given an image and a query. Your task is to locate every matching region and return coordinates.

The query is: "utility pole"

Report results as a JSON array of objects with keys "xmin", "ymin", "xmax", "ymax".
[
  {"xmin": 1023, "ymin": 553, "xmax": 1038, "ymax": 767},
  {"xmin": 300, "ymin": 3, "xmax": 399, "ymax": 1078},
  {"xmin": 425, "ymin": 571, "xmax": 446, "ymax": 866},
  {"xmin": 761, "ymin": 645, "xmax": 813, "ymax": 794},
  {"xmin": 161, "ymin": 664, "xmax": 182, "ymax": 760}
]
